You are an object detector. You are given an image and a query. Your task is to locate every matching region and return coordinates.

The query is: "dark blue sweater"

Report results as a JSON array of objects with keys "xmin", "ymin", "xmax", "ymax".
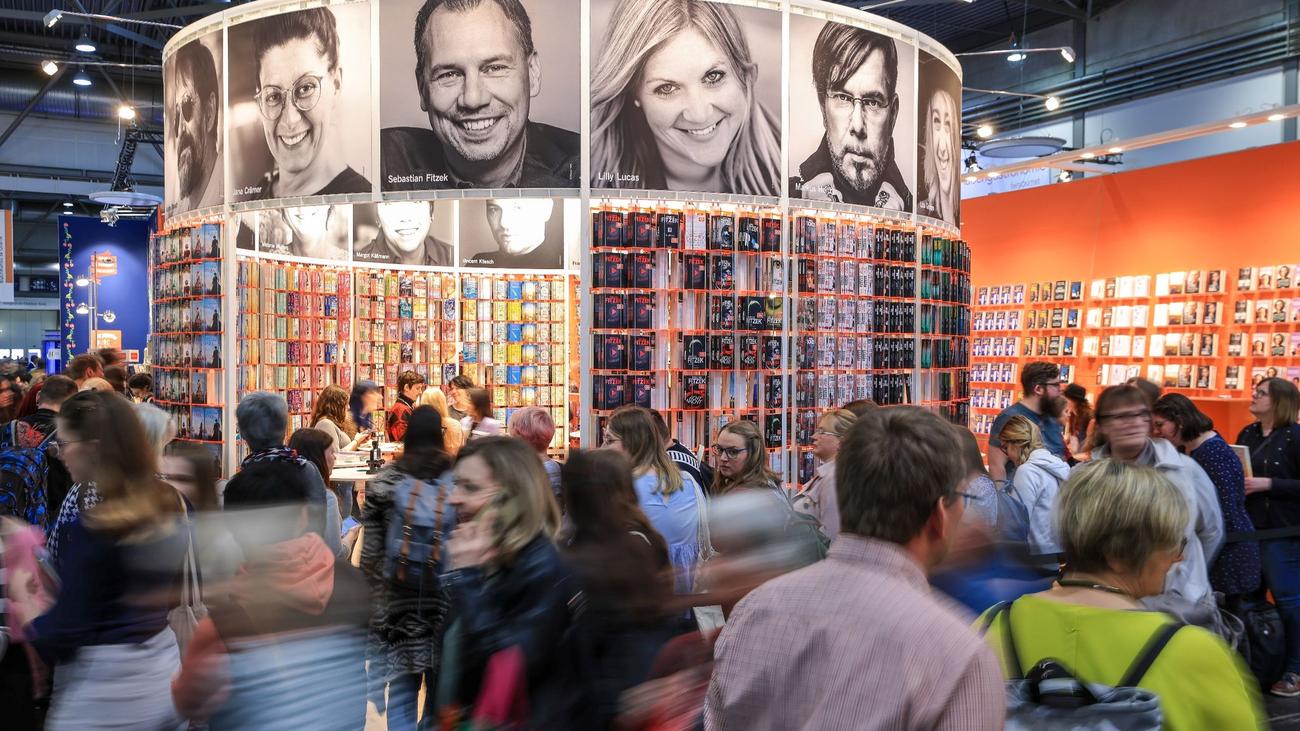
[{"xmin": 29, "ymin": 516, "xmax": 187, "ymax": 664}]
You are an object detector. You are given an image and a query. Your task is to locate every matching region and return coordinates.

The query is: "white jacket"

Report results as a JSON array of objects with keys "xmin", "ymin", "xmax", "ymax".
[
  {"xmin": 1011, "ymin": 448, "xmax": 1070, "ymax": 557},
  {"xmin": 1088, "ymin": 438, "xmax": 1225, "ymax": 603}
]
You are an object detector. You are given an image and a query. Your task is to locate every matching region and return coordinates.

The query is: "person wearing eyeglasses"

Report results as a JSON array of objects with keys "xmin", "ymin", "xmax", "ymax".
[
  {"xmin": 711, "ymin": 420, "xmax": 778, "ymax": 496},
  {"xmin": 1237, "ymin": 377, "xmax": 1300, "ymax": 696},
  {"xmin": 1088, "ymin": 384, "xmax": 1225, "ymax": 628},
  {"xmin": 167, "ymin": 37, "xmax": 222, "ymax": 215},
  {"xmin": 979, "ymin": 459, "xmax": 1265, "ymax": 731},
  {"xmin": 988, "ymin": 362, "xmax": 1068, "ymax": 488},
  {"xmin": 789, "ymin": 21, "xmax": 913, "ymax": 210},
  {"xmin": 792, "ymin": 409, "xmax": 857, "ymax": 541},
  {"xmin": 995, "ymin": 415, "xmax": 1069, "ymax": 568},
  {"xmin": 243, "ymin": 7, "xmax": 370, "ymax": 200}
]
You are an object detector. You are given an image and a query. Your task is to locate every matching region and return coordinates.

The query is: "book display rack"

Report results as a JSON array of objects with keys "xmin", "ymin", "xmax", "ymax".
[
  {"xmin": 971, "ymin": 265, "xmax": 1300, "ymax": 440},
  {"xmin": 150, "ymin": 223, "xmax": 226, "ymax": 465}
]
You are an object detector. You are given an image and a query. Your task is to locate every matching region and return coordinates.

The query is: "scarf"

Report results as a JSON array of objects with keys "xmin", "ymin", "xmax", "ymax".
[{"xmin": 241, "ymin": 446, "xmax": 309, "ymax": 470}]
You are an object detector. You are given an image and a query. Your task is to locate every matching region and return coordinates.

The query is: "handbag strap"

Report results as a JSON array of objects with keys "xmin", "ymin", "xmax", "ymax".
[
  {"xmin": 983, "ymin": 601, "xmax": 1023, "ymax": 680},
  {"xmin": 1117, "ymin": 623, "xmax": 1184, "ymax": 688},
  {"xmin": 176, "ymin": 494, "xmax": 199, "ymax": 609},
  {"xmin": 396, "ymin": 478, "xmax": 426, "ymax": 580}
]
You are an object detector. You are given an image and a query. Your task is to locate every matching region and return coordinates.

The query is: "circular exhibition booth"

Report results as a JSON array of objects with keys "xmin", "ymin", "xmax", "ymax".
[{"xmin": 151, "ymin": 0, "xmax": 970, "ymax": 478}]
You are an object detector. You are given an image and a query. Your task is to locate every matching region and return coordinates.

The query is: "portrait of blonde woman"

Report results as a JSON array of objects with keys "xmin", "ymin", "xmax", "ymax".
[{"xmin": 589, "ymin": 0, "xmax": 781, "ymax": 196}]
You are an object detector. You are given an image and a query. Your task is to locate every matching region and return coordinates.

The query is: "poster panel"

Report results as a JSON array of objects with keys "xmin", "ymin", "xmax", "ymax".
[
  {"xmin": 459, "ymin": 197, "xmax": 565, "ymax": 270},
  {"xmin": 253, "ymin": 204, "xmax": 352, "ymax": 261},
  {"xmin": 164, "ymin": 29, "xmax": 224, "ymax": 218},
  {"xmin": 788, "ymin": 13, "xmax": 916, "ymax": 212},
  {"xmin": 589, "ymin": 0, "xmax": 782, "ymax": 196},
  {"xmin": 227, "ymin": 3, "xmax": 374, "ymax": 203},
  {"xmin": 353, "ymin": 200, "xmax": 456, "ymax": 266},
  {"xmin": 378, "ymin": 0, "xmax": 581, "ymax": 191},
  {"xmin": 917, "ymin": 50, "xmax": 961, "ymax": 226}
]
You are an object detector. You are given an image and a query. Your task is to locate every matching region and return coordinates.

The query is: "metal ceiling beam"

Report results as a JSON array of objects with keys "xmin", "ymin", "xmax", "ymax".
[
  {"xmin": 0, "ymin": 66, "xmax": 65, "ymax": 153},
  {"xmin": 124, "ymin": 3, "xmax": 233, "ymax": 22},
  {"xmin": 1020, "ymin": 0, "xmax": 1086, "ymax": 20},
  {"xmin": 68, "ymin": 0, "xmax": 167, "ymax": 52}
]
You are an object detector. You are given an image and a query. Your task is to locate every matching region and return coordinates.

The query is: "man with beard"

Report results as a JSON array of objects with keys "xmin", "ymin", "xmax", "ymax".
[
  {"xmin": 354, "ymin": 201, "xmax": 452, "ymax": 266},
  {"xmin": 380, "ymin": 0, "xmax": 579, "ymax": 191},
  {"xmin": 169, "ymin": 40, "xmax": 222, "ymax": 212},
  {"xmin": 988, "ymin": 361, "xmax": 1067, "ymax": 485},
  {"xmin": 790, "ymin": 23, "xmax": 913, "ymax": 211},
  {"xmin": 463, "ymin": 198, "xmax": 559, "ymax": 269}
]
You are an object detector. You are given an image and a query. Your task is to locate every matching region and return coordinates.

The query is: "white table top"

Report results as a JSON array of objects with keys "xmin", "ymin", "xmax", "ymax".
[{"xmin": 330, "ymin": 465, "xmax": 384, "ymax": 482}]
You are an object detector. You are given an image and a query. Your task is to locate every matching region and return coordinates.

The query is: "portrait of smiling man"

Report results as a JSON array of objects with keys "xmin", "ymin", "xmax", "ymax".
[
  {"xmin": 165, "ymin": 34, "xmax": 223, "ymax": 215},
  {"xmin": 353, "ymin": 201, "xmax": 453, "ymax": 266},
  {"xmin": 381, "ymin": 0, "xmax": 580, "ymax": 191},
  {"xmin": 789, "ymin": 21, "xmax": 914, "ymax": 211},
  {"xmin": 462, "ymin": 198, "xmax": 563, "ymax": 269}
]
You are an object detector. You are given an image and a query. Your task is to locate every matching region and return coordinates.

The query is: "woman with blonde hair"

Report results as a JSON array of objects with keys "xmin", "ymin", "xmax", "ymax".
[
  {"xmin": 13, "ymin": 391, "xmax": 189, "ymax": 729},
  {"xmin": 418, "ymin": 386, "xmax": 464, "ymax": 455},
  {"xmin": 442, "ymin": 436, "xmax": 574, "ymax": 726},
  {"xmin": 134, "ymin": 401, "xmax": 177, "ymax": 458},
  {"xmin": 997, "ymin": 414, "xmax": 1070, "ymax": 562},
  {"xmin": 711, "ymin": 419, "xmax": 778, "ymax": 495},
  {"xmin": 793, "ymin": 408, "xmax": 856, "ymax": 541},
  {"xmin": 605, "ymin": 406, "xmax": 702, "ymax": 594},
  {"xmin": 590, "ymin": 0, "xmax": 781, "ymax": 196},
  {"xmin": 311, "ymin": 384, "xmax": 369, "ymax": 452},
  {"xmin": 980, "ymin": 459, "xmax": 1265, "ymax": 729}
]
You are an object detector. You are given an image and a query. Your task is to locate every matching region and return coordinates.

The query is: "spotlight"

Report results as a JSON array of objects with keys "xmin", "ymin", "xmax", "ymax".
[
  {"xmin": 1268, "ymin": 113, "xmax": 1287, "ymax": 122},
  {"xmin": 976, "ymin": 124, "xmax": 994, "ymax": 139},
  {"xmin": 72, "ymin": 68, "xmax": 92, "ymax": 87},
  {"xmin": 41, "ymin": 60, "xmax": 59, "ymax": 76},
  {"xmin": 75, "ymin": 277, "xmax": 91, "ymax": 287},
  {"xmin": 74, "ymin": 34, "xmax": 96, "ymax": 54},
  {"xmin": 101, "ymin": 310, "xmax": 117, "ymax": 324},
  {"xmin": 1080, "ymin": 152, "xmax": 1095, "ymax": 160},
  {"xmin": 1108, "ymin": 146, "xmax": 1124, "ymax": 154},
  {"xmin": 1044, "ymin": 96, "xmax": 1061, "ymax": 112},
  {"xmin": 44, "ymin": 9, "xmax": 63, "ymax": 28},
  {"xmin": 1228, "ymin": 121, "xmax": 1248, "ymax": 129},
  {"xmin": 117, "ymin": 104, "xmax": 136, "ymax": 120},
  {"xmin": 62, "ymin": 201, "xmax": 74, "ymax": 208},
  {"xmin": 1007, "ymin": 51, "xmax": 1026, "ymax": 63},
  {"xmin": 75, "ymin": 303, "xmax": 89, "ymax": 315},
  {"xmin": 1060, "ymin": 47, "xmax": 1076, "ymax": 63}
]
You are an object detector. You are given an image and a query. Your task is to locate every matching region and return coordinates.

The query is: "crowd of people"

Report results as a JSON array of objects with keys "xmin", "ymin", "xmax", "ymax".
[{"xmin": 1, "ymin": 355, "xmax": 1297, "ymax": 729}]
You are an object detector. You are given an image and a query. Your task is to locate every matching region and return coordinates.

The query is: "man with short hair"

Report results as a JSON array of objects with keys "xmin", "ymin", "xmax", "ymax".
[
  {"xmin": 446, "ymin": 374, "xmax": 474, "ymax": 422},
  {"xmin": 988, "ymin": 361, "xmax": 1067, "ymax": 484},
  {"xmin": 65, "ymin": 354, "xmax": 104, "ymax": 389},
  {"xmin": 387, "ymin": 370, "xmax": 428, "ymax": 442},
  {"xmin": 168, "ymin": 38, "xmax": 222, "ymax": 213},
  {"xmin": 354, "ymin": 202, "xmax": 452, "ymax": 266},
  {"xmin": 16, "ymin": 375, "xmax": 78, "ymax": 526},
  {"xmin": 381, "ymin": 0, "xmax": 579, "ymax": 190},
  {"xmin": 790, "ymin": 23, "xmax": 914, "ymax": 210},
  {"xmin": 463, "ymin": 198, "xmax": 559, "ymax": 269},
  {"xmin": 705, "ymin": 407, "xmax": 1004, "ymax": 730}
]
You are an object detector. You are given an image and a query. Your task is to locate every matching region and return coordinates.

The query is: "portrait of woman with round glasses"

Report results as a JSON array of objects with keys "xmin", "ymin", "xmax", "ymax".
[
  {"xmin": 228, "ymin": 5, "xmax": 372, "ymax": 204},
  {"xmin": 589, "ymin": 0, "xmax": 782, "ymax": 196}
]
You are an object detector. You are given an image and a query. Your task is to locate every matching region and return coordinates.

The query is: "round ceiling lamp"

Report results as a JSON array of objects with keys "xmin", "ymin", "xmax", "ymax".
[
  {"xmin": 977, "ymin": 135, "xmax": 1068, "ymax": 159},
  {"xmin": 89, "ymin": 190, "xmax": 163, "ymax": 207}
]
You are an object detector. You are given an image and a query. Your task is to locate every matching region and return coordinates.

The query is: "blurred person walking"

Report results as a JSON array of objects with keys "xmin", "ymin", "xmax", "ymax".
[
  {"xmin": 460, "ymin": 388, "xmax": 501, "ymax": 441},
  {"xmin": 605, "ymin": 406, "xmax": 703, "ymax": 595},
  {"xmin": 360, "ymin": 406, "xmax": 457, "ymax": 730},
  {"xmin": 10, "ymin": 390, "xmax": 189, "ymax": 730},
  {"xmin": 509, "ymin": 406, "xmax": 562, "ymax": 499},
  {"xmin": 705, "ymin": 407, "xmax": 1004, "ymax": 731},
  {"xmin": 979, "ymin": 459, "xmax": 1264, "ymax": 729}
]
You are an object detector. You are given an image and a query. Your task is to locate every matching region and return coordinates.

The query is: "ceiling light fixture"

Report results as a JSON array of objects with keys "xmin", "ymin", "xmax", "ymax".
[
  {"xmin": 1045, "ymin": 96, "xmax": 1061, "ymax": 111},
  {"xmin": 956, "ymin": 46, "xmax": 1076, "ymax": 64},
  {"xmin": 63, "ymin": 201, "xmax": 74, "ymax": 208},
  {"xmin": 72, "ymin": 68, "xmax": 92, "ymax": 87},
  {"xmin": 964, "ymin": 87, "xmax": 1066, "ymax": 114},
  {"xmin": 1268, "ymin": 113, "xmax": 1287, "ymax": 122},
  {"xmin": 987, "ymin": 170, "xmax": 1001, "ymax": 178},
  {"xmin": 41, "ymin": 59, "xmax": 59, "ymax": 76},
  {"xmin": 1080, "ymin": 151, "xmax": 1095, "ymax": 159},
  {"xmin": 74, "ymin": 34, "xmax": 96, "ymax": 54},
  {"xmin": 1006, "ymin": 48, "xmax": 1026, "ymax": 63},
  {"xmin": 1108, "ymin": 146, "xmax": 1124, "ymax": 154},
  {"xmin": 1228, "ymin": 121, "xmax": 1248, "ymax": 129},
  {"xmin": 1060, "ymin": 47, "xmax": 1076, "ymax": 63},
  {"xmin": 117, "ymin": 104, "xmax": 136, "ymax": 120},
  {"xmin": 44, "ymin": 8, "xmax": 181, "ymax": 30},
  {"xmin": 976, "ymin": 124, "xmax": 994, "ymax": 139}
]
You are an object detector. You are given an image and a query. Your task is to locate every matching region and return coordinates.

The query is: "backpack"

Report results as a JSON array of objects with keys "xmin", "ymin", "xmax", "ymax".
[
  {"xmin": 0, "ymin": 421, "xmax": 55, "ymax": 531},
  {"xmin": 772, "ymin": 481, "xmax": 831, "ymax": 562},
  {"xmin": 995, "ymin": 480, "xmax": 1031, "ymax": 544},
  {"xmin": 983, "ymin": 601, "xmax": 1182, "ymax": 730},
  {"xmin": 382, "ymin": 472, "xmax": 455, "ymax": 592}
]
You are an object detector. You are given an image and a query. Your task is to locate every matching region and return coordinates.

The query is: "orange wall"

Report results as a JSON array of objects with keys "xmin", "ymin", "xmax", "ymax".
[{"xmin": 963, "ymin": 140, "xmax": 1300, "ymax": 438}]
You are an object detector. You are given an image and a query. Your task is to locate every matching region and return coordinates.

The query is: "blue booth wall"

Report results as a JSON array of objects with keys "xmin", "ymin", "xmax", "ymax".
[{"xmin": 59, "ymin": 215, "xmax": 152, "ymax": 364}]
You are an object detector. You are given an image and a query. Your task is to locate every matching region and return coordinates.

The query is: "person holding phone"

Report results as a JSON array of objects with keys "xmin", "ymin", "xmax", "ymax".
[
  {"xmin": 311, "ymin": 385, "xmax": 372, "ymax": 453},
  {"xmin": 441, "ymin": 436, "xmax": 576, "ymax": 727}
]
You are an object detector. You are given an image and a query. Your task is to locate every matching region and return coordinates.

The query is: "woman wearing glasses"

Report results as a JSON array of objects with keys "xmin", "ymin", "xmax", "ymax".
[
  {"xmin": 1089, "ymin": 384, "xmax": 1225, "ymax": 627},
  {"xmin": 711, "ymin": 420, "xmax": 778, "ymax": 496},
  {"xmin": 1237, "ymin": 377, "xmax": 1300, "ymax": 696},
  {"xmin": 589, "ymin": 0, "xmax": 781, "ymax": 195},
  {"xmin": 242, "ymin": 7, "xmax": 370, "ymax": 200},
  {"xmin": 792, "ymin": 408, "xmax": 856, "ymax": 541}
]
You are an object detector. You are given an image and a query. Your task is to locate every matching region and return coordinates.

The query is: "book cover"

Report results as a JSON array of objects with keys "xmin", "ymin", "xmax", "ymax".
[
  {"xmin": 1186, "ymin": 270, "xmax": 1202, "ymax": 294},
  {"xmin": 657, "ymin": 213, "xmax": 681, "ymax": 249},
  {"xmin": 631, "ymin": 293, "xmax": 655, "ymax": 329},
  {"xmin": 1225, "ymin": 365, "xmax": 1241, "ymax": 390},
  {"xmin": 597, "ymin": 334, "xmax": 626, "ymax": 370},
  {"xmin": 739, "ymin": 335, "xmax": 759, "ymax": 370},
  {"xmin": 683, "ymin": 335, "xmax": 708, "ymax": 370},
  {"xmin": 743, "ymin": 296, "xmax": 766, "ymax": 330},
  {"xmin": 710, "ymin": 335, "xmax": 735, "ymax": 369},
  {"xmin": 596, "ymin": 293, "xmax": 626, "ymax": 329},
  {"xmin": 1291, "ymin": 299, "xmax": 1300, "ymax": 323},
  {"xmin": 762, "ymin": 336, "xmax": 783, "ymax": 369},
  {"xmin": 765, "ymin": 376, "xmax": 783, "ymax": 408},
  {"xmin": 600, "ymin": 211, "xmax": 625, "ymax": 247},
  {"xmin": 1272, "ymin": 332, "xmax": 1288, "ymax": 357},
  {"xmin": 595, "ymin": 252, "xmax": 626, "ymax": 288},
  {"xmin": 710, "ymin": 295, "xmax": 737, "ymax": 331},
  {"xmin": 765, "ymin": 296, "xmax": 784, "ymax": 330},
  {"xmin": 1169, "ymin": 271, "xmax": 1186, "ymax": 295},
  {"xmin": 630, "ymin": 375, "xmax": 654, "ymax": 408},
  {"xmin": 1183, "ymin": 301, "xmax": 1199, "ymax": 325},
  {"xmin": 1259, "ymin": 266, "xmax": 1276, "ymax": 290},
  {"xmin": 1199, "ymin": 333, "xmax": 1218, "ymax": 357},
  {"xmin": 710, "ymin": 215, "xmax": 733, "ymax": 250},
  {"xmin": 1278, "ymin": 265, "xmax": 1296, "ymax": 289},
  {"xmin": 1053, "ymin": 280, "xmax": 1068, "ymax": 301},
  {"xmin": 1273, "ymin": 298, "xmax": 1289, "ymax": 323},
  {"xmin": 1238, "ymin": 267, "xmax": 1256, "ymax": 292},
  {"xmin": 1251, "ymin": 333, "xmax": 1268, "ymax": 357},
  {"xmin": 683, "ymin": 254, "xmax": 708, "ymax": 289},
  {"xmin": 681, "ymin": 374, "xmax": 708, "ymax": 410},
  {"xmin": 738, "ymin": 217, "xmax": 760, "ymax": 252},
  {"xmin": 600, "ymin": 375, "xmax": 626, "ymax": 410},
  {"xmin": 1228, "ymin": 333, "xmax": 1244, "ymax": 357},
  {"xmin": 1069, "ymin": 281, "xmax": 1083, "ymax": 300},
  {"xmin": 1292, "ymin": 333, "xmax": 1300, "ymax": 357},
  {"xmin": 632, "ymin": 212, "xmax": 656, "ymax": 248},
  {"xmin": 761, "ymin": 217, "xmax": 782, "ymax": 252},
  {"xmin": 764, "ymin": 414, "xmax": 783, "ymax": 448},
  {"xmin": 631, "ymin": 252, "xmax": 655, "ymax": 289}
]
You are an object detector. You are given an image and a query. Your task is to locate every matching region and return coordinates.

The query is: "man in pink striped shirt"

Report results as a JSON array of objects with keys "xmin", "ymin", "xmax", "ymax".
[{"xmin": 705, "ymin": 406, "xmax": 1005, "ymax": 730}]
